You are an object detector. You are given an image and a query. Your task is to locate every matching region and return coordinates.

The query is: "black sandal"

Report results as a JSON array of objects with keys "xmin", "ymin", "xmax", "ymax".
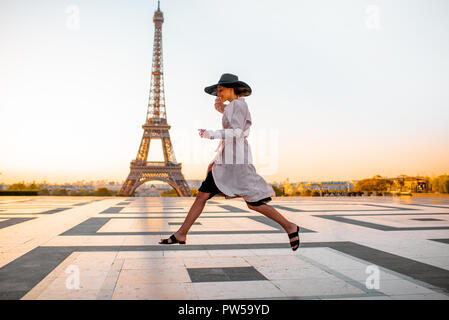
[
  {"xmin": 159, "ymin": 234, "xmax": 186, "ymax": 245},
  {"xmin": 288, "ymin": 225, "xmax": 300, "ymax": 251}
]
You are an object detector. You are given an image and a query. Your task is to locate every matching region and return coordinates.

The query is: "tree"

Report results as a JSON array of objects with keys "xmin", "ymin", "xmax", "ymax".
[
  {"xmin": 38, "ymin": 188, "xmax": 50, "ymax": 195},
  {"xmin": 161, "ymin": 189, "xmax": 179, "ymax": 197},
  {"xmin": 71, "ymin": 189, "xmax": 93, "ymax": 196},
  {"xmin": 52, "ymin": 189, "xmax": 68, "ymax": 196},
  {"xmin": 431, "ymin": 175, "xmax": 449, "ymax": 193},
  {"xmin": 28, "ymin": 182, "xmax": 38, "ymax": 191},
  {"xmin": 94, "ymin": 187, "xmax": 112, "ymax": 196},
  {"xmin": 7, "ymin": 182, "xmax": 27, "ymax": 191},
  {"xmin": 271, "ymin": 185, "xmax": 283, "ymax": 197},
  {"xmin": 301, "ymin": 189, "xmax": 312, "ymax": 196},
  {"xmin": 354, "ymin": 176, "xmax": 394, "ymax": 192}
]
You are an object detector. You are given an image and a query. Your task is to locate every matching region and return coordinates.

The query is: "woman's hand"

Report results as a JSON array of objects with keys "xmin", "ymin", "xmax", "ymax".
[
  {"xmin": 198, "ymin": 129, "xmax": 211, "ymax": 139},
  {"xmin": 207, "ymin": 161, "xmax": 215, "ymax": 173},
  {"xmin": 215, "ymin": 97, "xmax": 225, "ymax": 114}
]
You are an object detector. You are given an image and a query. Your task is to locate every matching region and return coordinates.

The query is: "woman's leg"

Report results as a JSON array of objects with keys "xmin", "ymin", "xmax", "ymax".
[
  {"xmin": 247, "ymin": 203, "xmax": 299, "ymax": 249},
  {"xmin": 160, "ymin": 191, "xmax": 210, "ymax": 243}
]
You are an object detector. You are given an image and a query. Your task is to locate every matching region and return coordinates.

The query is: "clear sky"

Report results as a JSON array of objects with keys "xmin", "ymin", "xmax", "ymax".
[{"xmin": 1, "ymin": 0, "xmax": 448, "ymax": 185}]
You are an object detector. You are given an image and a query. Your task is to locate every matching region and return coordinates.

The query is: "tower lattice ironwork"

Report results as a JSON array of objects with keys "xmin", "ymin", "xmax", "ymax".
[{"xmin": 119, "ymin": 1, "xmax": 191, "ymax": 197}]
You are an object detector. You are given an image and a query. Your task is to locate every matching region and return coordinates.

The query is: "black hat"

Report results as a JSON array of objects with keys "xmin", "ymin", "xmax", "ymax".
[{"xmin": 204, "ymin": 73, "xmax": 252, "ymax": 97}]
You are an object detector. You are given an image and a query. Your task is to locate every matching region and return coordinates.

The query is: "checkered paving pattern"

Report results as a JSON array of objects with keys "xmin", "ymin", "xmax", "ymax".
[{"xmin": 1, "ymin": 196, "xmax": 449, "ymax": 300}]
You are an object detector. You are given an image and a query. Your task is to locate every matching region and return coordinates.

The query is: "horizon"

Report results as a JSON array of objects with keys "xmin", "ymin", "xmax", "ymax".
[
  {"xmin": 1, "ymin": 0, "xmax": 448, "ymax": 187},
  {"xmin": 2, "ymin": 172, "xmax": 446, "ymax": 187}
]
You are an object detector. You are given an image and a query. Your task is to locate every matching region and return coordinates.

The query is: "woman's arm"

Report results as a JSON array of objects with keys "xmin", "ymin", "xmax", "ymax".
[
  {"xmin": 199, "ymin": 102, "xmax": 250, "ymax": 140},
  {"xmin": 207, "ymin": 161, "xmax": 214, "ymax": 173},
  {"xmin": 199, "ymin": 128, "xmax": 245, "ymax": 139}
]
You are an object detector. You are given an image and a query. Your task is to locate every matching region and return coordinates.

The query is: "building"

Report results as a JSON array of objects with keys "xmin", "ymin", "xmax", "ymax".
[{"xmin": 320, "ymin": 181, "xmax": 354, "ymax": 192}]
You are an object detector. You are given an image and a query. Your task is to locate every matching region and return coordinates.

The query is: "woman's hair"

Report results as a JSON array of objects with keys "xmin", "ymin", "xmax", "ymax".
[
  {"xmin": 233, "ymin": 86, "xmax": 250, "ymax": 97},
  {"xmin": 220, "ymin": 84, "xmax": 250, "ymax": 97}
]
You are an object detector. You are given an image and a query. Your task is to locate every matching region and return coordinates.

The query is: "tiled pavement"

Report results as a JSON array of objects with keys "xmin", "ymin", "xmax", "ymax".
[{"xmin": 0, "ymin": 196, "xmax": 449, "ymax": 300}]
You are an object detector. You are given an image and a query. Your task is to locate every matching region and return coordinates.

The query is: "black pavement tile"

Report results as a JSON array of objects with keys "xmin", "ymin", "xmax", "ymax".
[
  {"xmin": 0, "ymin": 247, "xmax": 75, "ymax": 300},
  {"xmin": 60, "ymin": 218, "xmax": 110, "ymax": 236},
  {"xmin": 187, "ymin": 267, "xmax": 267, "ymax": 283},
  {"xmin": 101, "ymin": 206, "xmax": 124, "ymax": 213},
  {"xmin": 329, "ymin": 242, "xmax": 449, "ymax": 293},
  {"xmin": 430, "ymin": 238, "xmax": 449, "ymax": 245},
  {"xmin": 41, "ymin": 208, "xmax": 71, "ymax": 214},
  {"xmin": 0, "ymin": 218, "xmax": 35, "ymax": 230},
  {"xmin": 223, "ymin": 267, "xmax": 267, "ymax": 281}
]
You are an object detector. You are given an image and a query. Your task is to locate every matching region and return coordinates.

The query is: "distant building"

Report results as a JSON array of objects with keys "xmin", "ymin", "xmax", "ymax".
[
  {"xmin": 135, "ymin": 184, "xmax": 161, "ymax": 197},
  {"xmin": 286, "ymin": 180, "xmax": 356, "ymax": 193},
  {"xmin": 96, "ymin": 184, "xmax": 122, "ymax": 192},
  {"xmin": 320, "ymin": 181, "xmax": 353, "ymax": 191}
]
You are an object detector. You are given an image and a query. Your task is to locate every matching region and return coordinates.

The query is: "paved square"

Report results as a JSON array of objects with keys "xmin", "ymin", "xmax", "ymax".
[{"xmin": 1, "ymin": 196, "xmax": 449, "ymax": 300}]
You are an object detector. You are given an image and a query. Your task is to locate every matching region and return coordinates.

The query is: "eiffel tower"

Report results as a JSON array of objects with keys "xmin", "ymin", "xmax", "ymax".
[{"xmin": 119, "ymin": 1, "xmax": 191, "ymax": 197}]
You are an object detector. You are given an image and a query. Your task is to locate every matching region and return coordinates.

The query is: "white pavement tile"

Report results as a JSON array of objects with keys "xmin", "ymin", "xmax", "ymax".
[
  {"xmin": 116, "ymin": 251, "xmax": 164, "ymax": 259},
  {"xmin": 163, "ymin": 250, "xmax": 211, "ymax": 258},
  {"xmin": 255, "ymin": 265, "xmax": 334, "ymax": 280},
  {"xmin": 413, "ymin": 256, "xmax": 449, "ymax": 270},
  {"xmin": 121, "ymin": 235, "xmax": 164, "ymax": 246},
  {"xmin": 299, "ymin": 248, "xmax": 372, "ymax": 270},
  {"xmin": 112, "ymin": 282, "xmax": 198, "ymax": 300},
  {"xmin": 334, "ymin": 266, "xmax": 403, "ymax": 282},
  {"xmin": 116, "ymin": 268, "xmax": 191, "ymax": 284},
  {"xmin": 43, "ymin": 236, "xmax": 126, "ymax": 247},
  {"xmin": 122, "ymin": 257, "xmax": 185, "ymax": 269},
  {"xmin": 272, "ymin": 278, "xmax": 365, "ymax": 298},
  {"xmin": 37, "ymin": 288, "xmax": 101, "ymax": 300},
  {"xmin": 243, "ymin": 255, "xmax": 313, "ymax": 268},
  {"xmin": 207, "ymin": 249, "xmax": 256, "ymax": 257},
  {"xmin": 377, "ymin": 279, "xmax": 443, "ymax": 296}
]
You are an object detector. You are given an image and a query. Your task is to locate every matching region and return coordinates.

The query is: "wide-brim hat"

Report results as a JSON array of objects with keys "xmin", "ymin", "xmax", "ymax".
[{"xmin": 204, "ymin": 73, "xmax": 252, "ymax": 97}]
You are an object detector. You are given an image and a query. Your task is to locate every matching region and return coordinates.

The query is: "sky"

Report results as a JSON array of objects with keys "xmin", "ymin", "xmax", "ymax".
[{"xmin": 1, "ymin": 0, "xmax": 448, "ymax": 185}]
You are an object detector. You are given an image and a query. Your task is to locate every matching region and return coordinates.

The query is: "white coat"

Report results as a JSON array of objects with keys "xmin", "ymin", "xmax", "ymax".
[{"xmin": 204, "ymin": 97, "xmax": 275, "ymax": 202}]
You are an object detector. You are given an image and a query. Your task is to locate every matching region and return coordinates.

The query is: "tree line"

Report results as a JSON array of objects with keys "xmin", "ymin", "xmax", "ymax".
[
  {"xmin": 353, "ymin": 174, "xmax": 449, "ymax": 194},
  {"xmin": 2, "ymin": 174, "xmax": 448, "ymax": 196},
  {"xmin": 2, "ymin": 183, "xmax": 115, "ymax": 196}
]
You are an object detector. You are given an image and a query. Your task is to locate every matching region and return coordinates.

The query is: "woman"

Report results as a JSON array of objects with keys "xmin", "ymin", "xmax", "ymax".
[{"xmin": 159, "ymin": 73, "xmax": 300, "ymax": 251}]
